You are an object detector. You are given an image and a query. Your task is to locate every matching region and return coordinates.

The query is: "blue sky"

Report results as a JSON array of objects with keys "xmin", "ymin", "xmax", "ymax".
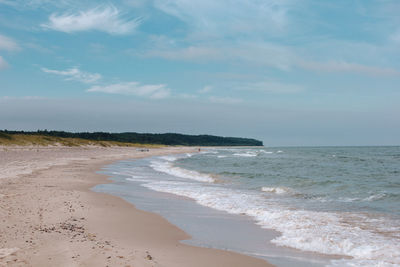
[{"xmin": 0, "ymin": 0, "xmax": 399, "ymax": 146}]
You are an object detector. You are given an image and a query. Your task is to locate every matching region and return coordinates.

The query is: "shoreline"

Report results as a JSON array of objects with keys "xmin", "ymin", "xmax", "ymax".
[
  {"xmin": 0, "ymin": 146, "xmax": 273, "ymax": 266},
  {"xmin": 97, "ymin": 149, "xmax": 344, "ymax": 267}
]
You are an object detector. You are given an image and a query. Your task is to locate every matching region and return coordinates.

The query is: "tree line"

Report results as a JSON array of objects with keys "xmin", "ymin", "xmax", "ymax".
[{"xmin": 0, "ymin": 130, "xmax": 263, "ymax": 146}]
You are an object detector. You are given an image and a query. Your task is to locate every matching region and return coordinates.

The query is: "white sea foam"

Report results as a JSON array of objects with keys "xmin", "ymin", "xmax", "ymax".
[
  {"xmin": 232, "ymin": 150, "xmax": 273, "ymax": 157},
  {"xmin": 261, "ymin": 151, "xmax": 273, "ymax": 154},
  {"xmin": 328, "ymin": 258, "xmax": 399, "ymax": 267},
  {"xmin": 150, "ymin": 160, "xmax": 214, "ymax": 183},
  {"xmin": 337, "ymin": 197, "xmax": 360, "ymax": 202},
  {"xmin": 363, "ymin": 193, "xmax": 387, "ymax": 201},
  {"xmin": 159, "ymin": 155, "xmax": 178, "ymax": 162},
  {"xmin": 200, "ymin": 150, "xmax": 218, "ymax": 154},
  {"xmin": 217, "ymin": 155, "xmax": 227, "ymax": 158},
  {"xmin": 333, "ymin": 193, "xmax": 388, "ymax": 203},
  {"xmin": 261, "ymin": 186, "xmax": 291, "ymax": 194},
  {"xmin": 142, "ymin": 180, "xmax": 400, "ymax": 266},
  {"xmin": 233, "ymin": 152, "xmax": 258, "ymax": 157}
]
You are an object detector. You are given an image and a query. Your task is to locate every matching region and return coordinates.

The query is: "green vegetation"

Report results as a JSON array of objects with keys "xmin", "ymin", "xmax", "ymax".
[
  {"xmin": 0, "ymin": 133, "xmax": 161, "ymax": 147},
  {"xmin": 0, "ymin": 130, "xmax": 263, "ymax": 146},
  {"xmin": 0, "ymin": 132, "xmax": 12, "ymax": 140}
]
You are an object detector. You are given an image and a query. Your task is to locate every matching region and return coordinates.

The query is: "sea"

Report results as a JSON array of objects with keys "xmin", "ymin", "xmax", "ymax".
[{"xmin": 93, "ymin": 146, "xmax": 400, "ymax": 267}]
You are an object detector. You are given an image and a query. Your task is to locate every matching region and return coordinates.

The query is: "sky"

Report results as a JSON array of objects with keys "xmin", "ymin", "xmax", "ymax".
[{"xmin": 0, "ymin": 0, "xmax": 399, "ymax": 146}]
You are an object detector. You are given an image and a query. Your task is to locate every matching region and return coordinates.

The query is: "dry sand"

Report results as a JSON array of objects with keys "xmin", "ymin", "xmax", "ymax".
[{"xmin": 0, "ymin": 146, "xmax": 273, "ymax": 267}]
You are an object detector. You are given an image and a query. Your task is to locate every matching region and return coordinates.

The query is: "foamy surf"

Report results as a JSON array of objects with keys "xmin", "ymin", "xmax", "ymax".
[
  {"xmin": 336, "ymin": 192, "xmax": 391, "ymax": 203},
  {"xmin": 159, "ymin": 155, "xmax": 179, "ymax": 162},
  {"xmin": 233, "ymin": 150, "xmax": 273, "ymax": 157},
  {"xmin": 261, "ymin": 151, "xmax": 274, "ymax": 154},
  {"xmin": 261, "ymin": 186, "xmax": 291, "ymax": 194},
  {"xmin": 143, "ymin": 180, "xmax": 400, "ymax": 266},
  {"xmin": 150, "ymin": 160, "xmax": 215, "ymax": 183},
  {"xmin": 234, "ymin": 152, "xmax": 258, "ymax": 157},
  {"xmin": 108, "ymin": 147, "xmax": 400, "ymax": 267}
]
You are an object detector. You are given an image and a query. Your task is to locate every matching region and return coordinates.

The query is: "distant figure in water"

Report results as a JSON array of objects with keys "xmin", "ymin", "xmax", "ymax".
[{"xmin": 198, "ymin": 148, "xmax": 201, "ymax": 152}]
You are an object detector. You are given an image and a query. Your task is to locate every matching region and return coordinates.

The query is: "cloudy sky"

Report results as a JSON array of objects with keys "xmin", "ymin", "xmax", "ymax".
[{"xmin": 0, "ymin": 0, "xmax": 399, "ymax": 146}]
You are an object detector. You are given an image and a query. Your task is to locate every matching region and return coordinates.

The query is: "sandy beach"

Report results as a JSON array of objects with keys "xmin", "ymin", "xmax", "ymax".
[{"xmin": 0, "ymin": 146, "xmax": 273, "ymax": 267}]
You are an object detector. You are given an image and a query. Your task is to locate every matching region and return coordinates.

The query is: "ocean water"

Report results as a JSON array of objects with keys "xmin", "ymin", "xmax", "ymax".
[{"xmin": 96, "ymin": 146, "xmax": 400, "ymax": 267}]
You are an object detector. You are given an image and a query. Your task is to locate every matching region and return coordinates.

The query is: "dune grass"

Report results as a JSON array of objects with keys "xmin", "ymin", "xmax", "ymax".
[{"xmin": 0, "ymin": 133, "xmax": 163, "ymax": 148}]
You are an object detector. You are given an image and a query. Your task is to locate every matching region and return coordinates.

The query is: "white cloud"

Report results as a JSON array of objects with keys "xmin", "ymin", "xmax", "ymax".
[
  {"xmin": 209, "ymin": 96, "xmax": 242, "ymax": 104},
  {"xmin": 143, "ymin": 40, "xmax": 399, "ymax": 76},
  {"xmin": 0, "ymin": 34, "xmax": 19, "ymax": 70},
  {"xmin": 153, "ymin": 0, "xmax": 290, "ymax": 38},
  {"xmin": 143, "ymin": 45, "xmax": 221, "ymax": 62},
  {"xmin": 199, "ymin": 85, "xmax": 212, "ymax": 94},
  {"xmin": 238, "ymin": 81, "xmax": 303, "ymax": 93},
  {"xmin": 143, "ymin": 42, "xmax": 294, "ymax": 71},
  {"xmin": 0, "ymin": 56, "xmax": 8, "ymax": 69},
  {"xmin": 232, "ymin": 42, "xmax": 294, "ymax": 70},
  {"xmin": 42, "ymin": 67, "xmax": 102, "ymax": 84},
  {"xmin": 41, "ymin": 5, "xmax": 142, "ymax": 35},
  {"xmin": 87, "ymin": 82, "xmax": 170, "ymax": 99},
  {"xmin": 0, "ymin": 34, "xmax": 19, "ymax": 51},
  {"xmin": 139, "ymin": 1, "xmax": 400, "ymax": 77},
  {"xmin": 178, "ymin": 93, "xmax": 198, "ymax": 99},
  {"xmin": 298, "ymin": 60, "xmax": 400, "ymax": 76}
]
